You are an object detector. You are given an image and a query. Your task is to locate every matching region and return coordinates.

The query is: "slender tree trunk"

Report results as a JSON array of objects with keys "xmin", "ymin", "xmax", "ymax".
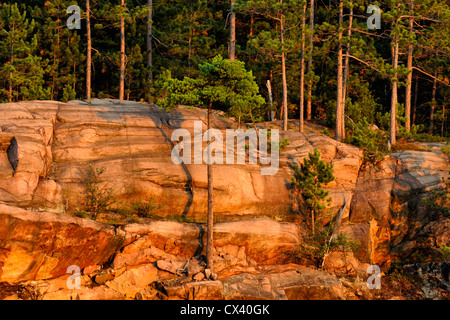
[
  {"xmin": 442, "ymin": 104, "xmax": 446, "ymax": 137},
  {"xmin": 335, "ymin": 0, "xmax": 344, "ymax": 141},
  {"xmin": 119, "ymin": 0, "xmax": 126, "ymax": 101},
  {"xmin": 404, "ymin": 1, "xmax": 414, "ymax": 132},
  {"xmin": 412, "ymin": 74, "xmax": 418, "ymax": 126},
  {"xmin": 250, "ymin": 13, "xmax": 254, "ymax": 37},
  {"xmin": 86, "ymin": 0, "xmax": 92, "ymax": 100},
  {"xmin": 342, "ymin": 5, "xmax": 353, "ymax": 107},
  {"xmin": 267, "ymin": 80, "xmax": 274, "ymax": 121},
  {"xmin": 280, "ymin": 7, "xmax": 288, "ymax": 132},
  {"xmin": 188, "ymin": 5, "xmax": 194, "ymax": 75},
  {"xmin": 206, "ymin": 102, "xmax": 214, "ymax": 273},
  {"xmin": 147, "ymin": 0, "xmax": 153, "ymax": 101},
  {"xmin": 299, "ymin": 3, "xmax": 306, "ymax": 133},
  {"xmin": 306, "ymin": 0, "xmax": 314, "ymax": 121},
  {"xmin": 9, "ymin": 28, "xmax": 13, "ymax": 103},
  {"xmin": 8, "ymin": 9, "xmax": 14, "ymax": 103},
  {"xmin": 429, "ymin": 70, "xmax": 438, "ymax": 134},
  {"xmin": 230, "ymin": 0, "xmax": 236, "ymax": 61},
  {"xmin": 390, "ymin": 37, "xmax": 399, "ymax": 146}
]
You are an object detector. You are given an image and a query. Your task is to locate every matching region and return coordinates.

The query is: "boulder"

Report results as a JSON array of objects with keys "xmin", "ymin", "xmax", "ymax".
[
  {"xmin": 212, "ymin": 218, "xmax": 301, "ymax": 265},
  {"xmin": 0, "ymin": 204, "xmax": 125, "ymax": 283},
  {"xmin": 114, "ymin": 218, "xmax": 300, "ymax": 270},
  {"xmin": 0, "ymin": 102, "xmax": 59, "ymax": 206},
  {"xmin": 162, "ymin": 280, "xmax": 224, "ymax": 300},
  {"xmin": 105, "ymin": 264, "xmax": 159, "ymax": 298},
  {"xmin": 322, "ymin": 251, "xmax": 366, "ymax": 276},
  {"xmin": 114, "ymin": 221, "xmax": 204, "ymax": 268},
  {"xmin": 221, "ymin": 266, "xmax": 345, "ymax": 300}
]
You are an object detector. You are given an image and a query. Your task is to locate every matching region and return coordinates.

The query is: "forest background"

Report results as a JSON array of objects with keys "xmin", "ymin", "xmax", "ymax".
[{"xmin": 0, "ymin": 0, "xmax": 449, "ymax": 141}]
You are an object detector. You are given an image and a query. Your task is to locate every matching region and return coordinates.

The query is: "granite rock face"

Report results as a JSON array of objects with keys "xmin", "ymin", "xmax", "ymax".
[
  {"xmin": 347, "ymin": 151, "xmax": 449, "ymax": 268},
  {"xmin": 0, "ymin": 99, "xmax": 448, "ymax": 300},
  {"xmin": 0, "ymin": 204, "xmax": 125, "ymax": 283},
  {"xmin": 0, "ymin": 100, "xmax": 363, "ymax": 221}
]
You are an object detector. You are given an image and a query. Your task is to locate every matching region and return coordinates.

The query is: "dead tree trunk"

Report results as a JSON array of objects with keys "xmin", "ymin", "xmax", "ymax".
[
  {"xmin": 429, "ymin": 70, "xmax": 438, "ymax": 134},
  {"xmin": 390, "ymin": 36, "xmax": 399, "ymax": 146},
  {"xmin": 230, "ymin": 0, "xmax": 236, "ymax": 61},
  {"xmin": 119, "ymin": 0, "xmax": 126, "ymax": 101},
  {"xmin": 86, "ymin": 0, "xmax": 92, "ymax": 100},
  {"xmin": 404, "ymin": 0, "xmax": 414, "ymax": 132},
  {"xmin": 299, "ymin": 3, "xmax": 306, "ymax": 133},
  {"xmin": 280, "ymin": 5, "xmax": 288, "ymax": 132},
  {"xmin": 206, "ymin": 102, "xmax": 214, "ymax": 273},
  {"xmin": 335, "ymin": 0, "xmax": 344, "ymax": 141},
  {"xmin": 147, "ymin": 0, "xmax": 153, "ymax": 101},
  {"xmin": 306, "ymin": 0, "xmax": 314, "ymax": 121}
]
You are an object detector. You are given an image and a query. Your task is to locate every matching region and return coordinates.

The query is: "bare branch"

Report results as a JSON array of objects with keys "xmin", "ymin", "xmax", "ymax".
[
  {"xmin": 412, "ymin": 67, "xmax": 450, "ymax": 87},
  {"xmin": 342, "ymin": 54, "xmax": 382, "ymax": 73}
]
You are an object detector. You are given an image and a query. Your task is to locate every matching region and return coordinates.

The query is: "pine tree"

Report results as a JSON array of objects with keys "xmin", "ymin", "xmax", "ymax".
[
  {"xmin": 237, "ymin": 0, "xmax": 305, "ymax": 131},
  {"xmin": 0, "ymin": 3, "xmax": 49, "ymax": 102},
  {"xmin": 291, "ymin": 148, "xmax": 334, "ymax": 235},
  {"xmin": 156, "ymin": 55, "xmax": 265, "ymax": 271}
]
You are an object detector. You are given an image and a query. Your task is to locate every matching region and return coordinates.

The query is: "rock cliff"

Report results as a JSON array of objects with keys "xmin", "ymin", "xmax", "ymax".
[{"xmin": 0, "ymin": 99, "xmax": 448, "ymax": 300}]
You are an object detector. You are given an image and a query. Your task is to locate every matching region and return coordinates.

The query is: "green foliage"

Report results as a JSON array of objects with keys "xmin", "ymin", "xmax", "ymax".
[
  {"xmin": 166, "ymin": 215, "xmax": 206, "ymax": 224},
  {"xmin": 321, "ymin": 127, "xmax": 332, "ymax": 138},
  {"xmin": 350, "ymin": 117, "xmax": 387, "ymax": 164},
  {"xmin": 290, "ymin": 222, "xmax": 360, "ymax": 268},
  {"xmin": 291, "ymin": 148, "xmax": 334, "ymax": 229},
  {"xmin": 0, "ymin": 0, "xmax": 448, "ymax": 140},
  {"xmin": 81, "ymin": 164, "xmax": 116, "ymax": 220},
  {"xmin": 399, "ymin": 124, "xmax": 448, "ymax": 143},
  {"xmin": 440, "ymin": 245, "xmax": 450, "ymax": 260},
  {"xmin": 279, "ymin": 138, "xmax": 290, "ymax": 151},
  {"xmin": 425, "ymin": 172, "xmax": 450, "ymax": 218},
  {"xmin": 441, "ymin": 145, "xmax": 450, "ymax": 154},
  {"xmin": 128, "ymin": 198, "xmax": 162, "ymax": 218},
  {"xmin": 268, "ymin": 133, "xmax": 290, "ymax": 153},
  {"xmin": 344, "ymin": 73, "xmax": 379, "ymax": 125},
  {"xmin": 0, "ymin": 3, "xmax": 49, "ymax": 102},
  {"xmin": 156, "ymin": 55, "xmax": 265, "ymax": 125}
]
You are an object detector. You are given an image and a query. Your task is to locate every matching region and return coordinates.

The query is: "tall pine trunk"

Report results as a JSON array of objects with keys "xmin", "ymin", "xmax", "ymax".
[
  {"xmin": 299, "ymin": 3, "xmax": 306, "ymax": 133},
  {"xmin": 280, "ymin": 4, "xmax": 288, "ymax": 132},
  {"xmin": 390, "ymin": 37, "xmax": 399, "ymax": 146},
  {"xmin": 342, "ymin": 5, "xmax": 353, "ymax": 106},
  {"xmin": 412, "ymin": 74, "xmax": 418, "ymax": 126},
  {"xmin": 404, "ymin": 0, "xmax": 414, "ymax": 132},
  {"xmin": 429, "ymin": 71, "xmax": 438, "ymax": 134},
  {"xmin": 335, "ymin": 0, "xmax": 344, "ymax": 141},
  {"xmin": 86, "ymin": 0, "xmax": 91, "ymax": 100},
  {"xmin": 442, "ymin": 105, "xmax": 446, "ymax": 137},
  {"xmin": 147, "ymin": 0, "xmax": 153, "ymax": 101},
  {"xmin": 306, "ymin": 0, "xmax": 314, "ymax": 121},
  {"xmin": 119, "ymin": 0, "xmax": 126, "ymax": 101},
  {"xmin": 230, "ymin": 0, "xmax": 236, "ymax": 61},
  {"xmin": 9, "ymin": 21, "xmax": 14, "ymax": 103},
  {"xmin": 206, "ymin": 102, "xmax": 214, "ymax": 273}
]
